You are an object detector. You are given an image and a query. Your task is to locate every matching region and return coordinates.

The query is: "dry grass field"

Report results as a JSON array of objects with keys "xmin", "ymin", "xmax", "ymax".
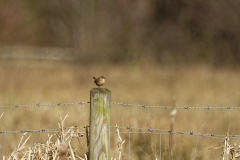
[{"xmin": 0, "ymin": 59, "xmax": 240, "ymax": 159}]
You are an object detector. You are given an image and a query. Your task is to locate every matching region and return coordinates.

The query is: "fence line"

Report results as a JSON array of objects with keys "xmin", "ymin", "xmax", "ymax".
[
  {"xmin": 0, "ymin": 101, "xmax": 89, "ymax": 108},
  {"xmin": 112, "ymin": 102, "xmax": 239, "ymax": 110},
  {"xmin": 0, "ymin": 125, "xmax": 239, "ymax": 139},
  {"xmin": 1, "ymin": 92, "xmax": 238, "ymax": 159},
  {"xmin": 0, "ymin": 126, "xmax": 88, "ymax": 134},
  {"xmin": 114, "ymin": 126, "xmax": 237, "ymax": 138},
  {"xmin": 0, "ymin": 101, "xmax": 239, "ymax": 110}
]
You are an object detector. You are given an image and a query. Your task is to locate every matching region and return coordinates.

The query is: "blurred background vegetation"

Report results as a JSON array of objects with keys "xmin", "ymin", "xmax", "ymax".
[{"xmin": 0, "ymin": 0, "xmax": 240, "ymax": 66}]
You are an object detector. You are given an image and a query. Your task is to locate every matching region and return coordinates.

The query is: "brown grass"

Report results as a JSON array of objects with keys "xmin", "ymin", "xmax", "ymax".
[
  {"xmin": 3, "ymin": 115, "xmax": 88, "ymax": 159},
  {"xmin": 0, "ymin": 59, "xmax": 240, "ymax": 159}
]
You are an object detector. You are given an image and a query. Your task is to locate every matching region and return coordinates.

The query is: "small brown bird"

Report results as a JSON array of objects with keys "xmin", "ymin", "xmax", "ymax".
[{"xmin": 93, "ymin": 76, "xmax": 105, "ymax": 88}]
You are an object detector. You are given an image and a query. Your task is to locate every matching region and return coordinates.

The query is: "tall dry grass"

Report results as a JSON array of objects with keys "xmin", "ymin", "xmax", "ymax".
[{"xmin": 0, "ymin": 59, "xmax": 240, "ymax": 159}]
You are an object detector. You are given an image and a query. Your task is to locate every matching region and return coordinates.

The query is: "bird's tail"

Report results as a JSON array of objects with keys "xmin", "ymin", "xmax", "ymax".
[{"xmin": 93, "ymin": 77, "xmax": 96, "ymax": 80}]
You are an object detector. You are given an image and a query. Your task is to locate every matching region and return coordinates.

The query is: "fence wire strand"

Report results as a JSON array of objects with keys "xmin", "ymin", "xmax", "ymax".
[
  {"xmin": 112, "ymin": 126, "xmax": 240, "ymax": 139},
  {"xmin": 0, "ymin": 101, "xmax": 89, "ymax": 108},
  {"xmin": 0, "ymin": 126, "xmax": 88, "ymax": 134},
  {"xmin": 0, "ymin": 101, "xmax": 239, "ymax": 110},
  {"xmin": 0, "ymin": 126, "xmax": 239, "ymax": 139},
  {"xmin": 111, "ymin": 102, "xmax": 240, "ymax": 110}
]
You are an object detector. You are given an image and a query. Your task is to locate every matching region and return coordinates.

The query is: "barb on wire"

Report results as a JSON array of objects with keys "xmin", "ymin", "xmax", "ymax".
[
  {"xmin": 111, "ymin": 102, "xmax": 240, "ymax": 110},
  {"xmin": 0, "ymin": 101, "xmax": 89, "ymax": 108}
]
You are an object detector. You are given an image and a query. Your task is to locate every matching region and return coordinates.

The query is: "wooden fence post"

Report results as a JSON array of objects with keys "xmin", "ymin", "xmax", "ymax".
[{"xmin": 89, "ymin": 88, "xmax": 111, "ymax": 160}]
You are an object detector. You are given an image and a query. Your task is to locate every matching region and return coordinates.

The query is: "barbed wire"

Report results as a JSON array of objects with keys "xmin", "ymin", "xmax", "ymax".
[
  {"xmin": 0, "ymin": 101, "xmax": 89, "ymax": 108},
  {"xmin": 113, "ymin": 126, "xmax": 240, "ymax": 139},
  {"xmin": 0, "ymin": 101, "xmax": 239, "ymax": 110},
  {"xmin": 0, "ymin": 101, "xmax": 239, "ymax": 139},
  {"xmin": 111, "ymin": 102, "xmax": 240, "ymax": 110},
  {"xmin": 0, "ymin": 126, "xmax": 88, "ymax": 134},
  {"xmin": 1, "ymin": 125, "xmax": 239, "ymax": 139}
]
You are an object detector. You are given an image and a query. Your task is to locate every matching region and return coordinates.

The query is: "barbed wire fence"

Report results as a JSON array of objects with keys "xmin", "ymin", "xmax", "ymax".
[
  {"xmin": 1, "ymin": 100, "xmax": 240, "ymax": 159},
  {"xmin": 1, "ymin": 101, "xmax": 239, "ymax": 109}
]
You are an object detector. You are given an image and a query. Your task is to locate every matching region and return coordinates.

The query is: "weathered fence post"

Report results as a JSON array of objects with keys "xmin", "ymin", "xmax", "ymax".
[{"xmin": 89, "ymin": 88, "xmax": 111, "ymax": 160}]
